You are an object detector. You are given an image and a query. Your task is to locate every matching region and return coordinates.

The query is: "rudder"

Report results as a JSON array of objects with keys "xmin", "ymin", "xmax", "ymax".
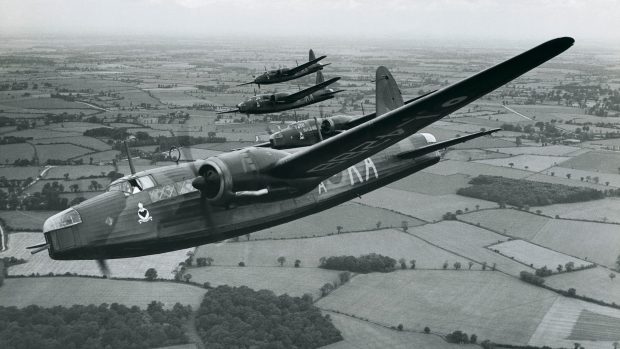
[
  {"xmin": 309, "ymin": 49, "xmax": 316, "ymax": 61},
  {"xmin": 316, "ymin": 70, "xmax": 324, "ymax": 84},
  {"xmin": 375, "ymin": 66, "xmax": 404, "ymax": 116}
]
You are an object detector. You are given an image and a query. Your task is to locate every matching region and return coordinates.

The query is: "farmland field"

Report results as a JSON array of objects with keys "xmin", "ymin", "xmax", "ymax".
[
  {"xmin": 0, "ymin": 211, "xmax": 56, "ymax": 231},
  {"xmin": 321, "ymin": 313, "xmax": 460, "ymax": 349},
  {"xmin": 529, "ymin": 296, "xmax": 620, "ymax": 349},
  {"xmin": 34, "ymin": 143, "xmax": 92, "ymax": 162},
  {"xmin": 531, "ymin": 220, "xmax": 620, "ymax": 267},
  {"xmin": 188, "ymin": 266, "xmax": 340, "ymax": 299},
  {"xmin": 0, "ymin": 166, "xmax": 41, "ymax": 180},
  {"xmin": 0, "ymin": 277, "xmax": 205, "ymax": 309},
  {"xmin": 524, "ymin": 172, "xmax": 612, "ymax": 190},
  {"xmin": 0, "ymin": 143, "xmax": 35, "ymax": 163},
  {"xmin": 532, "ymin": 198, "xmax": 620, "ymax": 223},
  {"xmin": 474, "ymin": 154, "xmax": 570, "ymax": 172},
  {"xmin": 424, "ymin": 159, "xmax": 530, "ymax": 178},
  {"xmin": 355, "ymin": 187, "xmax": 497, "ymax": 222},
  {"xmin": 25, "ymin": 178, "xmax": 110, "ymax": 194},
  {"xmin": 487, "ymin": 145, "xmax": 581, "ymax": 156},
  {"xmin": 387, "ymin": 171, "xmax": 471, "ymax": 195},
  {"xmin": 35, "ymin": 135, "xmax": 111, "ymax": 151},
  {"xmin": 407, "ymin": 221, "xmax": 528, "ymax": 275},
  {"xmin": 45, "ymin": 164, "xmax": 116, "ymax": 179},
  {"xmin": 546, "ymin": 267, "xmax": 620, "ymax": 306},
  {"xmin": 443, "ymin": 149, "xmax": 511, "ymax": 161},
  {"xmin": 488, "ymin": 239, "xmax": 592, "ymax": 270},
  {"xmin": 317, "ymin": 270, "xmax": 558, "ymax": 345},
  {"xmin": 195, "ymin": 229, "xmax": 466, "ymax": 269},
  {"xmin": 250, "ymin": 202, "xmax": 424, "ymax": 240},
  {"xmin": 4, "ymin": 128, "xmax": 82, "ymax": 140},
  {"xmin": 0, "ymin": 233, "xmax": 193, "ymax": 279},
  {"xmin": 542, "ymin": 166, "xmax": 620, "ymax": 187},
  {"xmin": 459, "ymin": 209, "xmax": 550, "ymax": 239},
  {"xmin": 559, "ymin": 151, "xmax": 620, "ymax": 174}
]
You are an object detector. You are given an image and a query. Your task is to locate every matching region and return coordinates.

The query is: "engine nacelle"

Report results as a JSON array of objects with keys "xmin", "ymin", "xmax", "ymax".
[
  {"xmin": 320, "ymin": 115, "xmax": 355, "ymax": 136},
  {"xmin": 193, "ymin": 147, "xmax": 318, "ymax": 206}
]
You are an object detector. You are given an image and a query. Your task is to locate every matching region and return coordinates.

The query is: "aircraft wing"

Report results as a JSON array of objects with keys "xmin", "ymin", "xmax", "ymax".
[
  {"xmin": 216, "ymin": 109, "xmax": 239, "ymax": 115},
  {"xmin": 269, "ymin": 37, "xmax": 574, "ymax": 179},
  {"xmin": 290, "ymin": 55, "xmax": 327, "ymax": 74},
  {"xmin": 281, "ymin": 77, "xmax": 340, "ymax": 103}
]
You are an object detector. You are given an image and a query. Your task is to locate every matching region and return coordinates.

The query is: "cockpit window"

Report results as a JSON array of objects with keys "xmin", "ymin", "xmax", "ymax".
[{"xmin": 107, "ymin": 175, "xmax": 155, "ymax": 195}]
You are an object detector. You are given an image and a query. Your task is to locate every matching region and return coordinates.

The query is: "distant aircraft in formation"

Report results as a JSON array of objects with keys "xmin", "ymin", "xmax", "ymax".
[
  {"xmin": 237, "ymin": 49, "xmax": 329, "ymax": 88},
  {"xmin": 218, "ymin": 72, "xmax": 343, "ymax": 115},
  {"xmin": 30, "ymin": 38, "xmax": 575, "ymax": 276}
]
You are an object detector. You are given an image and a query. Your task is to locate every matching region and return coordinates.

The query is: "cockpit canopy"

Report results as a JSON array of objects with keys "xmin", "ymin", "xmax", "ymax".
[{"xmin": 107, "ymin": 175, "xmax": 155, "ymax": 195}]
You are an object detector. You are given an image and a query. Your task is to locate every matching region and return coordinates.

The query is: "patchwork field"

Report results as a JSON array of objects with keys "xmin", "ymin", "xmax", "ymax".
[
  {"xmin": 195, "ymin": 229, "xmax": 466, "ymax": 269},
  {"xmin": 0, "ymin": 211, "xmax": 56, "ymax": 231},
  {"xmin": 317, "ymin": 270, "xmax": 558, "ymax": 345},
  {"xmin": 542, "ymin": 166, "xmax": 620, "ymax": 187},
  {"xmin": 407, "ymin": 221, "xmax": 527, "ymax": 275},
  {"xmin": 387, "ymin": 171, "xmax": 471, "ymax": 195},
  {"xmin": 34, "ymin": 143, "xmax": 93, "ymax": 162},
  {"xmin": 45, "ymin": 164, "xmax": 116, "ymax": 179},
  {"xmin": 533, "ymin": 198, "xmax": 620, "ymax": 223},
  {"xmin": 251, "ymin": 202, "xmax": 424, "ymax": 240},
  {"xmin": 443, "ymin": 149, "xmax": 511, "ymax": 161},
  {"xmin": 0, "ymin": 233, "xmax": 192, "ymax": 279},
  {"xmin": 0, "ymin": 277, "xmax": 205, "ymax": 309},
  {"xmin": 0, "ymin": 143, "xmax": 35, "ymax": 163},
  {"xmin": 355, "ymin": 188, "xmax": 497, "ymax": 222},
  {"xmin": 474, "ymin": 155, "xmax": 571, "ymax": 172},
  {"xmin": 546, "ymin": 267, "xmax": 620, "ymax": 306},
  {"xmin": 25, "ymin": 178, "xmax": 110, "ymax": 194},
  {"xmin": 425, "ymin": 159, "xmax": 530, "ymax": 179},
  {"xmin": 531, "ymin": 220, "xmax": 620, "ymax": 267},
  {"xmin": 559, "ymin": 151, "xmax": 620, "ymax": 174},
  {"xmin": 189, "ymin": 266, "xmax": 340, "ymax": 300},
  {"xmin": 488, "ymin": 239, "xmax": 592, "ymax": 270},
  {"xmin": 35, "ymin": 135, "xmax": 111, "ymax": 151},
  {"xmin": 487, "ymin": 145, "xmax": 581, "ymax": 156},
  {"xmin": 459, "ymin": 209, "xmax": 550, "ymax": 240},
  {"xmin": 529, "ymin": 296, "xmax": 620, "ymax": 349},
  {"xmin": 525, "ymin": 172, "xmax": 612, "ymax": 190},
  {"xmin": 322, "ymin": 313, "xmax": 460, "ymax": 349}
]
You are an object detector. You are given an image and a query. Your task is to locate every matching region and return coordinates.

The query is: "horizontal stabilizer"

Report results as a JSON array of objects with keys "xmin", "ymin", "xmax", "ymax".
[
  {"xmin": 292, "ymin": 54, "xmax": 327, "ymax": 74},
  {"xmin": 282, "ymin": 77, "xmax": 340, "ymax": 103},
  {"xmin": 396, "ymin": 128, "xmax": 501, "ymax": 159}
]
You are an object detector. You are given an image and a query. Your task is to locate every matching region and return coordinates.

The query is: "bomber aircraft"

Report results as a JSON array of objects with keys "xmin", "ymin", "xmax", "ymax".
[
  {"xmin": 219, "ymin": 72, "xmax": 343, "ymax": 115},
  {"xmin": 238, "ymin": 49, "xmax": 329, "ymax": 88},
  {"xmin": 264, "ymin": 66, "xmax": 436, "ymax": 149},
  {"xmin": 32, "ymin": 38, "xmax": 574, "ymax": 275}
]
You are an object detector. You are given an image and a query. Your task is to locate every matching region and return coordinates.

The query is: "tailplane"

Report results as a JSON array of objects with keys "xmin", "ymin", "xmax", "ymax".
[
  {"xmin": 375, "ymin": 66, "xmax": 404, "ymax": 116},
  {"xmin": 316, "ymin": 70, "xmax": 324, "ymax": 84}
]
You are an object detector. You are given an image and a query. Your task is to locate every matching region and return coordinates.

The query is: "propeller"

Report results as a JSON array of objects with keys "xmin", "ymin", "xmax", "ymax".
[
  {"xmin": 96, "ymin": 259, "xmax": 110, "ymax": 278},
  {"xmin": 192, "ymin": 166, "xmax": 222, "ymax": 227}
]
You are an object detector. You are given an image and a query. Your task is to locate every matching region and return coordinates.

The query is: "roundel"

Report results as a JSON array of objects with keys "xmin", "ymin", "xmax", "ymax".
[{"xmin": 441, "ymin": 96, "xmax": 468, "ymax": 108}]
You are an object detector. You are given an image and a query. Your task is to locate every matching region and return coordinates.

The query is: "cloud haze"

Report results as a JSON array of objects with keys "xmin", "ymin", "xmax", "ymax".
[{"xmin": 1, "ymin": 0, "xmax": 618, "ymax": 43}]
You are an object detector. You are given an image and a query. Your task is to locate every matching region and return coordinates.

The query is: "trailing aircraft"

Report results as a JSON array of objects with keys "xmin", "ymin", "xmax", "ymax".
[
  {"xmin": 263, "ymin": 66, "xmax": 435, "ymax": 149},
  {"xmin": 32, "ymin": 38, "xmax": 574, "ymax": 275},
  {"xmin": 219, "ymin": 72, "xmax": 343, "ymax": 115},
  {"xmin": 238, "ymin": 49, "xmax": 329, "ymax": 88}
]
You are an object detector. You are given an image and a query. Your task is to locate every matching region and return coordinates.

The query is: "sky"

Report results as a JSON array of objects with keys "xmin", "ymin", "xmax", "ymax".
[{"xmin": 1, "ymin": 0, "xmax": 619, "ymax": 44}]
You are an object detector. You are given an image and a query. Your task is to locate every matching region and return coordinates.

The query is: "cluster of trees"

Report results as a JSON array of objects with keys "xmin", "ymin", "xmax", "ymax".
[
  {"xmin": 319, "ymin": 253, "xmax": 396, "ymax": 273},
  {"xmin": 446, "ymin": 330, "xmax": 477, "ymax": 344},
  {"xmin": 0, "ymin": 301, "xmax": 191, "ymax": 349},
  {"xmin": 458, "ymin": 175, "xmax": 605, "ymax": 207},
  {"xmin": 195, "ymin": 285, "xmax": 342, "ymax": 349},
  {"xmin": 320, "ymin": 272, "xmax": 352, "ymax": 297},
  {"xmin": 520, "ymin": 271, "xmax": 545, "ymax": 286}
]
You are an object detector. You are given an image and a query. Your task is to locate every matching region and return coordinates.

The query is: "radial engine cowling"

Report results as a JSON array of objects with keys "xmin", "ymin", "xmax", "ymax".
[
  {"xmin": 192, "ymin": 147, "xmax": 317, "ymax": 206},
  {"xmin": 320, "ymin": 115, "xmax": 356, "ymax": 136}
]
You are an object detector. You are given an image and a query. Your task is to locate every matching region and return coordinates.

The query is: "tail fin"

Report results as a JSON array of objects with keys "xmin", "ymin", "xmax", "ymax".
[
  {"xmin": 309, "ymin": 49, "xmax": 316, "ymax": 61},
  {"xmin": 375, "ymin": 66, "xmax": 404, "ymax": 116},
  {"xmin": 316, "ymin": 70, "xmax": 324, "ymax": 84}
]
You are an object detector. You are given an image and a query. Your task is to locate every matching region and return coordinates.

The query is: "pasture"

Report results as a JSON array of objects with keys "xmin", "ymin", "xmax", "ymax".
[
  {"xmin": 0, "ymin": 233, "xmax": 193, "ymax": 279},
  {"xmin": 474, "ymin": 155, "xmax": 570, "ymax": 172},
  {"xmin": 0, "ymin": 143, "xmax": 35, "ymax": 164},
  {"xmin": 0, "ymin": 211, "xmax": 55, "ymax": 231},
  {"xmin": 194, "ymin": 229, "xmax": 466, "ymax": 269},
  {"xmin": 531, "ymin": 220, "xmax": 620, "ymax": 267},
  {"xmin": 355, "ymin": 188, "xmax": 497, "ymax": 222},
  {"xmin": 45, "ymin": 164, "xmax": 116, "ymax": 179},
  {"xmin": 424, "ymin": 159, "xmax": 530, "ymax": 179},
  {"xmin": 317, "ymin": 270, "xmax": 558, "ymax": 345},
  {"xmin": 488, "ymin": 239, "xmax": 592, "ymax": 270},
  {"xmin": 459, "ymin": 209, "xmax": 550, "ymax": 240},
  {"xmin": 532, "ymin": 198, "xmax": 620, "ymax": 223},
  {"xmin": 559, "ymin": 150, "xmax": 620, "ymax": 174},
  {"xmin": 443, "ymin": 149, "xmax": 511, "ymax": 161},
  {"xmin": 188, "ymin": 266, "xmax": 340, "ymax": 299},
  {"xmin": 34, "ymin": 143, "xmax": 92, "ymax": 162},
  {"xmin": 322, "ymin": 313, "xmax": 460, "ymax": 349},
  {"xmin": 408, "ymin": 221, "xmax": 527, "ymax": 276},
  {"xmin": 0, "ymin": 166, "xmax": 41, "ymax": 180},
  {"xmin": 525, "ymin": 172, "xmax": 612, "ymax": 190},
  {"xmin": 387, "ymin": 171, "xmax": 471, "ymax": 195},
  {"xmin": 25, "ymin": 178, "xmax": 109, "ymax": 194},
  {"xmin": 75, "ymin": 150, "xmax": 121, "ymax": 163},
  {"xmin": 487, "ymin": 145, "xmax": 581, "ymax": 156},
  {"xmin": 543, "ymin": 166, "xmax": 620, "ymax": 187},
  {"xmin": 546, "ymin": 267, "xmax": 620, "ymax": 306},
  {"xmin": 250, "ymin": 202, "xmax": 424, "ymax": 240},
  {"xmin": 35, "ymin": 135, "xmax": 111, "ymax": 151},
  {"xmin": 529, "ymin": 297, "xmax": 620, "ymax": 349},
  {"xmin": 0, "ymin": 277, "xmax": 205, "ymax": 310}
]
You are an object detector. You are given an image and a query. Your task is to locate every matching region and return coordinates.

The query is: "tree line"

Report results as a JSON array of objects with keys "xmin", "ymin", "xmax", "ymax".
[{"xmin": 319, "ymin": 253, "xmax": 397, "ymax": 273}]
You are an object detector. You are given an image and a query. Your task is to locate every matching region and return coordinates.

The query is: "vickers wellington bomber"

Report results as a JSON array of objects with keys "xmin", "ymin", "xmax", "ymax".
[
  {"xmin": 237, "ymin": 49, "xmax": 329, "ymax": 88},
  {"xmin": 219, "ymin": 72, "xmax": 343, "ymax": 115},
  {"xmin": 32, "ymin": 38, "xmax": 574, "ymax": 275}
]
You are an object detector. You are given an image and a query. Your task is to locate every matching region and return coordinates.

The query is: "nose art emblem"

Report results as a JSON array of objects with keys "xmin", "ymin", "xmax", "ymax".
[{"xmin": 137, "ymin": 203, "xmax": 153, "ymax": 224}]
